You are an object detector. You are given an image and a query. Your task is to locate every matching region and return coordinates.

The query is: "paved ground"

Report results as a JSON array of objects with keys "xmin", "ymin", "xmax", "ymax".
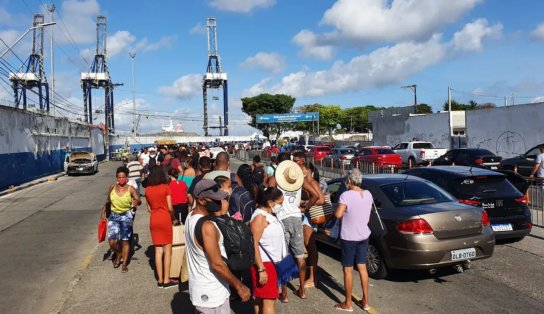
[{"xmin": 1, "ymin": 160, "xmax": 544, "ymax": 314}]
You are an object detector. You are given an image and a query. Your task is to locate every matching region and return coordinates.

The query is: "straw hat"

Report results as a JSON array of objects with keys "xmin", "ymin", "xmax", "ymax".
[{"xmin": 275, "ymin": 160, "xmax": 304, "ymax": 192}]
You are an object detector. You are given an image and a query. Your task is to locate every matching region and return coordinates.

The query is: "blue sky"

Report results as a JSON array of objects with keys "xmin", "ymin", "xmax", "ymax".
[{"xmin": 1, "ymin": 0, "xmax": 544, "ymax": 136}]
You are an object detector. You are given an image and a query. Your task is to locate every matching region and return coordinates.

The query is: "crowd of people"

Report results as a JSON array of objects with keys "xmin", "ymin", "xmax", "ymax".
[{"xmin": 101, "ymin": 144, "xmax": 373, "ymax": 313}]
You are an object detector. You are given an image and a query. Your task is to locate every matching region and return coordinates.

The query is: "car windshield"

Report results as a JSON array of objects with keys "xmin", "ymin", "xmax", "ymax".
[
  {"xmin": 339, "ymin": 149, "xmax": 355, "ymax": 154},
  {"xmin": 450, "ymin": 176, "xmax": 521, "ymax": 198},
  {"xmin": 377, "ymin": 149, "xmax": 395, "ymax": 154},
  {"xmin": 413, "ymin": 142, "xmax": 434, "ymax": 149},
  {"xmin": 468, "ymin": 149, "xmax": 494, "ymax": 156},
  {"xmin": 380, "ymin": 180, "xmax": 454, "ymax": 207}
]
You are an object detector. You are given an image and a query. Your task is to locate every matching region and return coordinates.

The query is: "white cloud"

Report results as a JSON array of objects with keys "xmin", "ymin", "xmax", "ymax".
[
  {"xmin": 245, "ymin": 34, "xmax": 448, "ymax": 97},
  {"xmin": 453, "ymin": 19, "xmax": 502, "ymax": 52},
  {"xmin": 209, "ymin": 0, "xmax": 276, "ymax": 13},
  {"xmin": 0, "ymin": 7, "xmax": 12, "ymax": 25},
  {"xmin": 158, "ymin": 74, "xmax": 202, "ymax": 100},
  {"xmin": 134, "ymin": 35, "xmax": 177, "ymax": 53},
  {"xmin": 292, "ymin": 30, "xmax": 334, "ymax": 60},
  {"xmin": 107, "ymin": 31, "xmax": 136, "ymax": 57},
  {"xmin": 530, "ymin": 23, "xmax": 544, "ymax": 40},
  {"xmin": 56, "ymin": 0, "xmax": 100, "ymax": 45},
  {"xmin": 293, "ymin": 0, "xmax": 482, "ymax": 56},
  {"xmin": 240, "ymin": 52, "xmax": 286, "ymax": 73},
  {"xmin": 189, "ymin": 22, "xmax": 207, "ymax": 35}
]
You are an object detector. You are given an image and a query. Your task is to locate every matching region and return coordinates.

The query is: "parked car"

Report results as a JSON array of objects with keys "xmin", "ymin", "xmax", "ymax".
[
  {"xmin": 317, "ymin": 175, "xmax": 495, "ymax": 279},
  {"xmin": 500, "ymin": 144, "xmax": 543, "ymax": 176},
  {"xmin": 65, "ymin": 152, "xmax": 98, "ymax": 175},
  {"xmin": 351, "ymin": 146, "xmax": 402, "ymax": 168},
  {"xmin": 392, "ymin": 141, "xmax": 448, "ymax": 167},
  {"xmin": 208, "ymin": 146, "xmax": 225, "ymax": 158},
  {"xmin": 403, "ymin": 166, "xmax": 532, "ymax": 241},
  {"xmin": 322, "ymin": 148, "xmax": 357, "ymax": 167},
  {"xmin": 433, "ymin": 149, "xmax": 502, "ymax": 169},
  {"xmin": 307, "ymin": 145, "xmax": 332, "ymax": 162}
]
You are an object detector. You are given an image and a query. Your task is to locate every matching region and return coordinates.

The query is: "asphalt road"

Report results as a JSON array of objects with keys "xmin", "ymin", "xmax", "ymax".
[{"xmin": 1, "ymin": 160, "xmax": 543, "ymax": 314}]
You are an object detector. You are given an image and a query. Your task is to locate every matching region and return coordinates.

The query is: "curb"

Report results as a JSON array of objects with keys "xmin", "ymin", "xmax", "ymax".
[{"xmin": 0, "ymin": 172, "xmax": 67, "ymax": 197}]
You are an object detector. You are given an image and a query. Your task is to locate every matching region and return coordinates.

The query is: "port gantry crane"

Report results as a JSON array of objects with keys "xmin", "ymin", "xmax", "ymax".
[
  {"xmin": 202, "ymin": 17, "xmax": 229, "ymax": 136},
  {"xmin": 8, "ymin": 14, "xmax": 50, "ymax": 111},
  {"xmin": 81, "ymin": 16, "xmax": 122, "ymax": 131}
]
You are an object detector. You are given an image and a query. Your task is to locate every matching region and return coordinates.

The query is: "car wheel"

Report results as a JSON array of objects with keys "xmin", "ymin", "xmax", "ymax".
[
  {"xmin": 367, "ymin": 242, "xmax": 388, "ymax": 279},
  {"xmin": 408, "ymin": 157, "xmax": 416, "ymax": 169}
]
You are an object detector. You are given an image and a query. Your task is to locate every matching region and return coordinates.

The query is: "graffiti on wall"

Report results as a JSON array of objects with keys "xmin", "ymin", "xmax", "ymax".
[
  {"xmin": 466, "ymin": 131, "xmax": 526, "ymax": 157},
  {"xmin": 386, "ymin": 132, "xmax": 451, "ymax": 148}
]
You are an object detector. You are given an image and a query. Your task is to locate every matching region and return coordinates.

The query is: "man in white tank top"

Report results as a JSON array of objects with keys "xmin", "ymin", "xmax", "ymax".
[{"xmin": 185, "ymin": 179, "xmax": 251, "ymax": 313}]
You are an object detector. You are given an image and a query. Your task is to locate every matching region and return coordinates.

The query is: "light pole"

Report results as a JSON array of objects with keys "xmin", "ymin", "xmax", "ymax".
[
  {"xmin": 47, "ymin": 4, "xmax": 56, "ymax": 116},
  {"xmin": 401, "ymin": 84, "xmax": 417, "ymax": 113},
  {"xmin": 0, "ymin": 22, "xmax": 56, "ymax": 59},
  {"xmin": 129, "ymin": 52, "xmax": 136, "ymax": 136}
]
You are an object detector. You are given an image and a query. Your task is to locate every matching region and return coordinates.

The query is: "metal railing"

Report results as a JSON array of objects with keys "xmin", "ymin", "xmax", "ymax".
[{"xmin": 527, "ymin": 178, "xmax": 544, "ymax": 227}]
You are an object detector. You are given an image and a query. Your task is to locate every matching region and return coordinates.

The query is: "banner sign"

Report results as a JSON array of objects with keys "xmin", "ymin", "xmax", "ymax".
[{"xmin": 256, "ymin": 112, "xmax": 319, "ymax": 124}]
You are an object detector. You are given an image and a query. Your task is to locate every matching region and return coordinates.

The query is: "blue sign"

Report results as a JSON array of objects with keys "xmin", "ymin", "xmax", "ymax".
[{"xmin": 256, "ymin": 112, "xmax": 319, "ymax": 124}]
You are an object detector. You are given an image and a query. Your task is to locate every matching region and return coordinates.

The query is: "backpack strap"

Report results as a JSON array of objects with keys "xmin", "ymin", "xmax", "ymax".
[{"xmin": 194, "ymin": 216, "xmax": 212, "ymax": 248}]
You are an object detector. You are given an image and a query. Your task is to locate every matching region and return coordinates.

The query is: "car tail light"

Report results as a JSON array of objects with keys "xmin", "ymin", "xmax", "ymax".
[
  {"xmin": 481, "ymin": 211, "xmax": 490, "ymax": 227},
  {"xmin": 397, "ymin": 219, "xmax": 433, "ymax": 234},
  {"xmin": 340, "ymin": 156, "xmax": 347, "ymax": 160},
  {"xmin": 515, "ymin": 193, "xmax": 529, "ymax": 204},
  {"xmin": 474, "ymin": 158, "xmax": 483, "ymax": 164},
  {"xmin": 420, "ymin": 150, "xmax": 425, "ymax": 158},
  {"xmin": 459, "ymin": 199, "xmax": 481, "ymax": 206}
]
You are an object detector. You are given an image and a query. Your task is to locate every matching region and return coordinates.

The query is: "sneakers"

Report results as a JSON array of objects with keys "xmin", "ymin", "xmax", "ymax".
[{"xmin": 162, "ymin": 279, "xmax": 179, "ymax": 289}]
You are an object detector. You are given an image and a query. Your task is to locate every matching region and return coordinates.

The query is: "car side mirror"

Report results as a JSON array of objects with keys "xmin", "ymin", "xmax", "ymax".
[{"xmin": 525, "ymin": 154, "xmax": 536, "ymax": 160}]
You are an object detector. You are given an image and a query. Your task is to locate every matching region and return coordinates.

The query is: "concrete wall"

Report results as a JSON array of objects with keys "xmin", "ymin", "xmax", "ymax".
[
  {"xmin": 370, "ymin": 111, "xmax": 451, "ymax": 148},
  {"xmin": 465, "ymin": 102, "xmax": 544, "ymax": 158},
  {"xmin": 0, "ymin": 106, "xmax": 104, "ymax": 190}
]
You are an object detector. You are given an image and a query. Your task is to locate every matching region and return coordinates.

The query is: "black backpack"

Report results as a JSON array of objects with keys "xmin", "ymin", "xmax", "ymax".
[
  {"xmin": 195, "ymin": 215, "xmax": 255, "ymax": 272},
  {"xmin": 253, "ymin": 166, "xmax": 265, "ymax": 186}
]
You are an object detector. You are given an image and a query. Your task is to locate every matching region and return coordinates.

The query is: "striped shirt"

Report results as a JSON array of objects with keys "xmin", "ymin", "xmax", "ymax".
[{"xmin": 127, "ymin": 161, "xmax": 143, "ymax": 179}]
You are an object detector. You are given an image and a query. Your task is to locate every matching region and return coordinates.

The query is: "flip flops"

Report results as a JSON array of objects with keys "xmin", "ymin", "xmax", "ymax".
[{"xmin": 334, "ymin": 303, "xmax": 353, "ymax": 312}]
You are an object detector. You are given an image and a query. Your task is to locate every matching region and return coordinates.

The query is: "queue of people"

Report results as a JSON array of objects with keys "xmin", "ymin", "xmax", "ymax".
[{"xmin": 100, "ymin": 144, "xmax": 373, "ymax": 313}]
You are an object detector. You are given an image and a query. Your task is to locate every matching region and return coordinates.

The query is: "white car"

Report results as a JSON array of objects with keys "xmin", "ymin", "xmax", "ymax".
[
  {"xmin": 209, "ymin": 146, "xmax": 225, "ymax": 158},
  {"xmin": 65, "ymin": 152, "xmax": 98, "ymax": 175}
]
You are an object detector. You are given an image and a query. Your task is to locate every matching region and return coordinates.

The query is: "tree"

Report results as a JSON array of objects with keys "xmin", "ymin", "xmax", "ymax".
[
  {"xmin": 340, "ymin": 106, "xmax": 377, "ymax": 132},
  {"xmin": 476, "ymin": 102, "xmax": 496, "ymax": 109},
  {"xmin": 319, "ymin": 105, "xmax": 345, "ymax": 137},
  {"xmin": 241, "ymin": 93, "xmax": 295, "ymax": 140},
  {"xmin": 416, "ymin": 103, "xmax": 433, "ymax": 114}
]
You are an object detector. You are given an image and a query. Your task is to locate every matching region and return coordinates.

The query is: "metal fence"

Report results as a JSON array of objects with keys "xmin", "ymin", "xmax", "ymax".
[{"xmin": 527, "ymin": 178, "xmax": 544, "ymax": 227}]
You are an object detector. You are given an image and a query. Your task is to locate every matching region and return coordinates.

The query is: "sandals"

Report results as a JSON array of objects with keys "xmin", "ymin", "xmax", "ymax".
[
  {"xmin": 113, "ymin": 260, "xmax": 121, "ymax": 268},
  {"xmin": 334, "ymin": 303, "xmax": 353, "ymax": 312},
  {"xmin": 121, "ymin": 266, "xmax": 129, "ymax": 273},
  {"xmin": 355, "ymin": 300, "xmax": 370, "ymax": 311}
]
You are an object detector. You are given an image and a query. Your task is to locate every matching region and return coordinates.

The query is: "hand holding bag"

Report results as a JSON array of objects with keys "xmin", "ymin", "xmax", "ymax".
[
  {"xmin": 259, "ymin": 243, "xmax": 299, "ymax": 287},
  {"xmin": 98, "ymin": 218, "xmax": 107, "ymax": 243},
  {"xmin": 308, "ymin": 193, "xmax": 333, "ymax": 224}
]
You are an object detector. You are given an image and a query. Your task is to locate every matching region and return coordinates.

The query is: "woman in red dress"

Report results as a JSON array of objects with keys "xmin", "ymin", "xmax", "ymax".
[{"xmin": 145, "ymin": 166, "xmax": 179, "ymax": 288}]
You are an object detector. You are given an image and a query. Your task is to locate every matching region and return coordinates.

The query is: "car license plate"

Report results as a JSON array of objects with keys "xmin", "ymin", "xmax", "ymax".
[
  {"xmin": 77, "ymin": 167, "xmax": 83, "ymax": 171},
  {"xmin": 491, "ymin": 224, "xmax": 513, "ymax": 232},
  {"xmin": 451, "ymin": 248, "xmax": 476, "ymax": 261},
  {"xmin": 490, "ymin": 166, "xmax": 498, "ymax": 170}
]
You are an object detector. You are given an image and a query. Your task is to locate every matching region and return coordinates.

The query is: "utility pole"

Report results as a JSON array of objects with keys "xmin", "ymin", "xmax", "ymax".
[
  {"xmin": 350, "ymin": 116, "xmax": 353, "ymax": 133},
  {"xmin": 448, "ymin": 86, "xmax": 453, "ymax": 148},
  {"xmin": 47, "ymin": 3, "xmax": 55, "ymax": 116},
  {"xmin": 129, "ymin": 52, "xmax": 136, "ymax": 135},
  {"xmin": 401, "ymin": 84, "xmax": 417, "ymax": 113},
  {"xmin": 219, "ymin": 116, "xmax": 223, "ymax": 136}
]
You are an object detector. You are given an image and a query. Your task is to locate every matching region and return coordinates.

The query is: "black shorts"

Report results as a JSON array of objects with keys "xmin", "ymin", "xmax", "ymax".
[
  {"xmin": 173, "ymin": 203, "xmax": 189, "ymax": 224},
  {"xmin": 341, "ymin": 239, "xmax": 369, "ymax": 267}
]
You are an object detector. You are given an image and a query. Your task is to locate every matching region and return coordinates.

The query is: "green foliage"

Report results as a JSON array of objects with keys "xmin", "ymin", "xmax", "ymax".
[
  {"xmin": 416, "ymin": 103, "xmax": 433, "ymax": 114},
  {"xmin": 241, "ymin": 93, "xmax": 296, "ymax": 139},
  {"xmin": 442, "ymin": 99, "xmax": 495, "ymax": 111}
]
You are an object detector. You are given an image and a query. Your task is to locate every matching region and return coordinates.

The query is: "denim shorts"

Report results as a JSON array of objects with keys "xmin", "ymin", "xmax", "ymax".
[
  {"xmin": 108, "ymin": 211, "xmax": 134, "ymax": 241},
  {"xmin": 341, "ymin": 238, "xmax": 369, "ymax": 267}
]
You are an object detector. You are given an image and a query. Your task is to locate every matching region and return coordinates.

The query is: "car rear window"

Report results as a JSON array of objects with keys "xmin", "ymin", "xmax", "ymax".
[
  {"xmin": 377, "ymin": 149, "xmax": 395, "ymax": 154},
  {"xmin": 318, "ymin": 147, "xmax": 330, "ymax": 152},
  {"xmin": 339, "ymin": 149, "xmax": 355, "ymax": 154},
  {"xmin": 380, "ymin": 181, "xmax": 454, "ymax": 207},
  {"xmin": 450, "ymin": 176, "xmax": 522, "ymax": 198},
  {"xmin": 468, "ymin": 149, "xmax": 494, "ymax": 156},
  {"xmin": 413, "ymin": 142, "xmax": 434, "ymax": 149}
]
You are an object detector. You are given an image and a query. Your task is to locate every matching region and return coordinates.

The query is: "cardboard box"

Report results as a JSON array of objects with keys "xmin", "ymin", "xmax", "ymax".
[
  {"xmin": 170, "ymin": 245, "xmax": 185, "ymax": 278},
  {"xmin": 172, "ymin": 225, "xmax": 185, "ymax": 246}
]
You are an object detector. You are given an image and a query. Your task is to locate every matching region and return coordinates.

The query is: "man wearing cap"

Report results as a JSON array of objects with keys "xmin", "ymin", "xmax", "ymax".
[
  {"xmin": 185, "ymin": 179, "xmax": 251, "ymax": 313},
  {"xmin": 268, "ymin": 153, "xmax": 321, "ymax": 301}
]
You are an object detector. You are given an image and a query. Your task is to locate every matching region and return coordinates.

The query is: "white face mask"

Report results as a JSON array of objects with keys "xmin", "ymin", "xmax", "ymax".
[{"xmin": 271, "ymin": 202, "xmax": 283, "ymax": 214}]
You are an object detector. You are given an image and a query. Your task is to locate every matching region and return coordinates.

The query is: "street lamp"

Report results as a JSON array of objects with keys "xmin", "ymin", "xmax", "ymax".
[
  {"xmin": 129, "ymin": 52, "xmax": 136, "ymax": 135},
  {"xmin": 0, "ymin": 22, "xmax": 56, "ymax": 59},
  {"xmin": 401, "ymin": 84, "xmax": 417, "ymax": 113}
]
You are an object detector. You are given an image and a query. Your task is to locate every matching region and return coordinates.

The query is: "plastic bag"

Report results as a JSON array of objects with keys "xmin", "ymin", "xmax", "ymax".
[{"xmin": 98, "ymin": 218, "xmax": 107, "ymax": 243}]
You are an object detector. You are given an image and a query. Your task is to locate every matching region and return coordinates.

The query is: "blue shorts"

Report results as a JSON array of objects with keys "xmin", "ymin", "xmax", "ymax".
[
  {"xmin": 108, "ymin": 211, "xmax": 134, "ymax": 241},
  {"xmin": 341, "ymin": 239, "xmax": 369, "ymax": 267}
]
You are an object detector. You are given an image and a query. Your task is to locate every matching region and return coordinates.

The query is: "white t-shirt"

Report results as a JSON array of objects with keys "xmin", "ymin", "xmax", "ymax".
[
  {"xmin": 536, "ymin": 153, "xmax": 544, "ymax": 177},
  {"xmin": 250, "ymin": 209, "xmax": 287, "ymax": 262},
  {"xmin": 140, "ymin": 152, "xmax": 150, "ymax": 166},
  {"xmin": 185, "ymin": 213, "xmax": 229, "ymax": 308},
  {"xmin": 276, "ymin": 187, "xmax": 302, "ymax": 221}
]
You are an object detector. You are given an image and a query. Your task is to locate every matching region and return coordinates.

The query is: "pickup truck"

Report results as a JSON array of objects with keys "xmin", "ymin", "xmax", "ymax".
[{"xmin": 392, "ymin": 141, "xmax": 447, "ymax": 167}]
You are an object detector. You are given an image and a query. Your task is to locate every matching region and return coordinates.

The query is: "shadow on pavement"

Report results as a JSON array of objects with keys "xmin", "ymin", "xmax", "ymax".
[
  {"xmin": 171, "ymin": 289, "xmax": 194, "ymax": 313},
  {"xmin": 145, "ymin": 245, "xmax": 159, "ymax": 281}
]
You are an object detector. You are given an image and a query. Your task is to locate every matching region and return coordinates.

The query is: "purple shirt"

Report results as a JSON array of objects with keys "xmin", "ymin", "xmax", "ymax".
[{"xmin": 339, "ymin": 190, "xmax": 373, "ymax": 241}]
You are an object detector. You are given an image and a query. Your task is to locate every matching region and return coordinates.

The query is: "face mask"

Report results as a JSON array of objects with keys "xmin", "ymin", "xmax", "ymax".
[
  {"xmin": 117, "ymin": 178, "xmax": 128, "ymax": 185},
  {"xmin": 271, "ymin": 202, "xmax": 283, "ymax": 214},
  {"xmin": 205, "ymin": 199, "xmax": 222, "ymax": 213}
]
